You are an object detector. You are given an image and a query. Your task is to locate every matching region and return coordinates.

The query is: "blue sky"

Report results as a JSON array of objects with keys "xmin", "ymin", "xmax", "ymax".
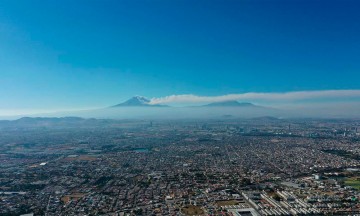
[{"xmin": 0, "ymin": 0, "xmax": 360, "ymax": 112}]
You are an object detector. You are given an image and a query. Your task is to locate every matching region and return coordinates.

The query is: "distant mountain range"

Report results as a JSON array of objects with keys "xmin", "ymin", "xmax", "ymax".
[
  {"xmin": 73, "ymin": 96, "xmax": 277, "ymax": 119},
  {"xmin": 0, "ymin": 96, "xmax": 284, "ymax": 120},
  {"xmin": 111, "ymin": 96, "xmax": 261, "ymax": 108}
]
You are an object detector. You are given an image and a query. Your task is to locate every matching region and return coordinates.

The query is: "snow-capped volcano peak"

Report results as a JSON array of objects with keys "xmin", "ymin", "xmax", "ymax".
[
  {"xmin": 131, "ymin": 96, "xmax": 150, "ymax": 104},
  {"xmin": 112, "ymin": 96, "xmax": 167, "ymax": 107}
]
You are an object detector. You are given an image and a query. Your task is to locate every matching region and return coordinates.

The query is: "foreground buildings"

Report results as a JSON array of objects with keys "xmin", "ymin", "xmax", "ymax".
[{"xmin": 0, "ymin": 118, "xmax": 359, "ymax": 215}]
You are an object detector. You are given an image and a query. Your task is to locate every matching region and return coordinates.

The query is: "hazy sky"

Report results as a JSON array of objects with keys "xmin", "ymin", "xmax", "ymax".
[{"xmin": 0, "ymin": 0, "xmax": 360, "ymax": 113}]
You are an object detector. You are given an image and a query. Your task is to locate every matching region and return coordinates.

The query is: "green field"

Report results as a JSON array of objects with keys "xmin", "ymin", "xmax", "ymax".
[{"xmin": 345, "ymin": 177, "xmax": 360, "ymax": 190}]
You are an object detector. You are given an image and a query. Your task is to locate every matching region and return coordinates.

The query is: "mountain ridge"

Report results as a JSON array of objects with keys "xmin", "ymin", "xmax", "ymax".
[{"xmin": 203, "ymin": 100, "xmax": 257, "ymax": 107}]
